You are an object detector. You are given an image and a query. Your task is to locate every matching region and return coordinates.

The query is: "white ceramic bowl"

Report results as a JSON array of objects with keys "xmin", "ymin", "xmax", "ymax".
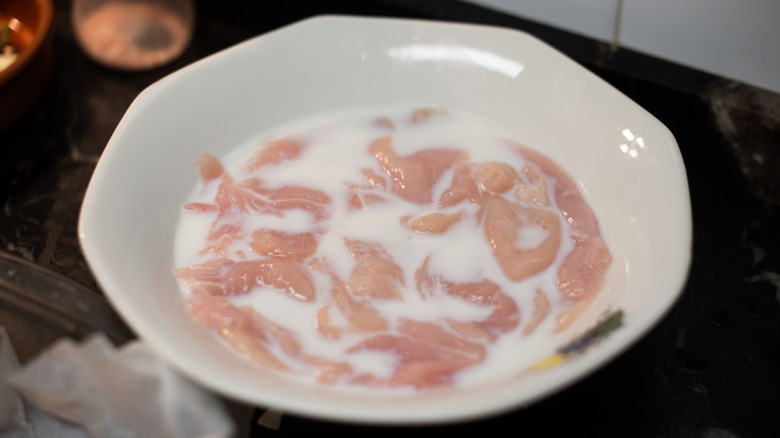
[{"xmin": 79, "ymin": 15, "xmax": 691, "ymax": 424}]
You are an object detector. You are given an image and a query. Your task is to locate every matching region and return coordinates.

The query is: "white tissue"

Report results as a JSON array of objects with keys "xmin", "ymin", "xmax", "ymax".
[
  {"xmin": 0, "ymin": 327, "xmax": 27, "ymax": 431},
  {"xmin": 0, "ymin": 330, "xmax": 236, "ymax": 438}
]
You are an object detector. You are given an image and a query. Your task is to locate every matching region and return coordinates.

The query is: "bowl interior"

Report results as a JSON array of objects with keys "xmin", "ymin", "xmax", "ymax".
[{"xmin": 79, "ymin": 16, "xmax": 691, "ymax": 424}]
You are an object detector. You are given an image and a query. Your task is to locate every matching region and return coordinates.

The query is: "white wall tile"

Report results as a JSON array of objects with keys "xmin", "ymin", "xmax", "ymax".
[
  {"xmin": 621, "ymin": 0, "xmax": 780, "ymax": 93},
  {"xmin": 467, "ymin": 0, "xmax": 620, "ymax": 43}
]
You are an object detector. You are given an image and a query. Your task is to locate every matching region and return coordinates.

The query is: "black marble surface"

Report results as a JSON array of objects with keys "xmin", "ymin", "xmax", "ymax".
[{"xmin": 1, "ymin": 1, "xmax": 778, "ymax": 437}]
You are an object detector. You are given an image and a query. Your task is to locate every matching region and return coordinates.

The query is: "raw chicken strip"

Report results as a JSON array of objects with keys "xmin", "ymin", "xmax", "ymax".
[
  {"xmin": 188, "ymin": 297, "xmax": 352, "ymax": 383},
  {"xmin": 345, "ymin": 239, "xmax": 404, "ymax": 300},
  {"xmin": 370, "ymin": 136, "xmax": 464, "ymax": 204},
  {"xmin": 246, "ymin": 137, "xmax": 305, "ymax": 171},
  {"xmin": 309, "ymin": 258, "xmax": 389, "ymax": 334},
  {"xmin": 475, "ymin": 162, "xmax": 520, "ymax": 194},
  {"xmin": 416, "ymin": 257, "xmax": 520, "ymax": 341},
  {"xmin": 175, "ymin": 258, "xmax": 316, "ymax": 300},
  {"xmin": 250, "ymin": 230, "xmax": 318, "ymax": 260},
  {"xmin": 483, "ymin": 195, "xmax": 562, "ymax": 282},
  {"xmin": 402, "ymin": 211, "xmax": 463, "ymax": 234},
  {"xmin": 347, "ymin": 319, "xmax": 486, "ymax": 389},
  {"xmin": 509, "ymin": 141, "xmax": 612, "ymax": 300},
  {"xmin": 438, "ymin": 164, "xmax": 482, "ymax": 208}
]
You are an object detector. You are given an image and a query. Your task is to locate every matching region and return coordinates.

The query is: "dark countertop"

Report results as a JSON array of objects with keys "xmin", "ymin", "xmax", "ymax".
[{"xmin": 1, "ymin": 1, "xmax": 778, "ymax": 437}]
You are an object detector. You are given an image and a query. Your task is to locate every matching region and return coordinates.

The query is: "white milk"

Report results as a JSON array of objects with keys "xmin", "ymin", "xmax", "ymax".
[{"xmin": 174, "ymin": 107, "xmax": 600, "ymax": 390}]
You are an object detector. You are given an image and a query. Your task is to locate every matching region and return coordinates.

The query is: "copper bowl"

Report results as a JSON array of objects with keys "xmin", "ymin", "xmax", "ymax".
[{"xmin": 0, "ymin": 0, "xmax": 54, "ymax": 131}]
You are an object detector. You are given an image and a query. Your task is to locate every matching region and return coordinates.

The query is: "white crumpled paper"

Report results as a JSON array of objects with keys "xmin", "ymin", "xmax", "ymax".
[{"xmin": 0, "ymin": 327, "xmax": 238, "ymax": 438}]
